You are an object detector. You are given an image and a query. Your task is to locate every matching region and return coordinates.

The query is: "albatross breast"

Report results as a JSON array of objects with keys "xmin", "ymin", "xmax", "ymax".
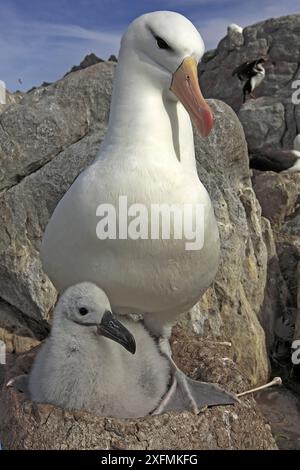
[{"xmin": 41, "ymin": 155, "xmax": 220, "ymax": 316}]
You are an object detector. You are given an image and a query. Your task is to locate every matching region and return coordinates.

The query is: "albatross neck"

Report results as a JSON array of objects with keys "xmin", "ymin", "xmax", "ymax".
[{"xmin": 100, "ymin": 49, "xmax": 194, "ymax": 164}]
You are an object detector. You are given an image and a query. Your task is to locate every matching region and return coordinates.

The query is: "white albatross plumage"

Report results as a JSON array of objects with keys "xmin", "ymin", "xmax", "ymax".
[{"xmin": 41, "ymin": 11, "xmax": 219, "ymax": 335}]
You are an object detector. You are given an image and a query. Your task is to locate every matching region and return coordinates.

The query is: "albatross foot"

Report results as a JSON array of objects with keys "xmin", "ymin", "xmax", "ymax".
[
  {"xmin": 153, "ymin": 338, "xmax": 237, "ymax": 415},
  {"xmin": 153, "ymin": 369, "xmax": 236, "ymax": 415}
]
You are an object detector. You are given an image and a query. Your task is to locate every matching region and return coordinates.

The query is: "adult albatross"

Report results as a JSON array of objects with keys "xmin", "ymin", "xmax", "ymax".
[{"xmin": 41, "ymin": 11, "xmax": 235, "ymax": 412}]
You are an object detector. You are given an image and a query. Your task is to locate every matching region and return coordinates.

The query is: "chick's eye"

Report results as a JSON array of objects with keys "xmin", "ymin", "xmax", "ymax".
[
  {"xmin": 155, "ymin": 36, "xmax": 170, "ymax": 50},
  {"xmin": 79, "ymin": 307, "xmax": 89, "ymax": 316}
]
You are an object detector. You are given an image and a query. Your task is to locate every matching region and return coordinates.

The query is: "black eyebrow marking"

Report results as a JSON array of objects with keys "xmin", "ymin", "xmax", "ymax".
[
  {"xmin": 147, "ymin": 25, "xmax": 173, "ymax": 51},
  {"xmin": 147, "ymin": 25, "xmax": 156, "ymax": 37}
]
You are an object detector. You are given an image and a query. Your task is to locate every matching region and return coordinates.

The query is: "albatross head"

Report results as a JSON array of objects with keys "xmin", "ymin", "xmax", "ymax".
[
  {"xmin": 56, "ymin": 282, "xmax": 136, "ymax": 354},
  {"xmin": 120, "ymin": 11, "xmax": 213, "ymax": 137}
]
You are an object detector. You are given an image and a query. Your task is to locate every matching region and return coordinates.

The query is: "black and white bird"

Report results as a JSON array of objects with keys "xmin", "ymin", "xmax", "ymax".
[
  {"xmin": 232, "ymin": 58, "xmax": 266, "ymax": 103},
  {"xmin": 250, "ymin": 134, "xmax": 300, "ymax": 173}
]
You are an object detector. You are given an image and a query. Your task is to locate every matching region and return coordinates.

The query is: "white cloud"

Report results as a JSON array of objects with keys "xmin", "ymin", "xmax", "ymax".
[{"xmin": 26, "ymin": 21, "xmax": 121, "ymax": 45}]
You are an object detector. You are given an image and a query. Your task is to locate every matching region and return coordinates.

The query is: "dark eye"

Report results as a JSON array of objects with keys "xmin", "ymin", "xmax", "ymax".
[
  {"xmin": 155, "ymin": 36, "xmax": 171, "ymax": 50},
  {"xmin": 79, "ymin": 307, "xmax": 89, "ymax": 316}
]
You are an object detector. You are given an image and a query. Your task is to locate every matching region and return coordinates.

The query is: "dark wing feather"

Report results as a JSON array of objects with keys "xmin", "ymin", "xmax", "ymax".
[
  {"xmin": 250, "ymin": 147, "xmax": 297, "ymax": 172},
  {"xmin": 232, "ymin": 60, "xmax": 258, "ymax": 80}
]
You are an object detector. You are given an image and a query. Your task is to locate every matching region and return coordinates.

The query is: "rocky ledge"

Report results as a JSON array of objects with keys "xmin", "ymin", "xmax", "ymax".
[{"xmin": 0, "ymin": 327, "xmax": 276, "ymax": 450}]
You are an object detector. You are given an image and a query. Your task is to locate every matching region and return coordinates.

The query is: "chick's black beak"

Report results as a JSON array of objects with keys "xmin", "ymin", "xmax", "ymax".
[{"xmin": 98, "ymin": 311, "xmax": 136, "ymax": 354}]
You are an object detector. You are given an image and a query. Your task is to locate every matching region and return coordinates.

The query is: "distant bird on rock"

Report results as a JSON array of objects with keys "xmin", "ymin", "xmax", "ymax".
[
  {"xmin": 227, "ymin": 24, "xmax": 243, "ymax": 34},
  {"xmin": 232, "ymin": 58, "xmax": 266, "ymax": 103},
  {"xmin": 250, "ymin": 135, "xmax": 300, "ymax": 173}
]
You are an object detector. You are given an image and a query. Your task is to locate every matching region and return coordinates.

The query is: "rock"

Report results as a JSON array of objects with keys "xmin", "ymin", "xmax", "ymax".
[
  {"xmin": 64, "ymin": 53, "xmax": 104, "ymax": 76},
  {"xmin": 290, "ymin": 261, "xmax": 300, "ymax": 380},
  {"xmin": 0, "ymin": 130, "xmax": 106, "ymax": 322},
  {"xmin": 200, "ymin": 14, "xmax": 300, "ymax": 355},
  {"xmin": 199, "ymin": 14, "xmax": 300, "ymax": 149},
  {"xmin": 277, "ymin": 230, "xmax": 300, "ymax": 312},
  {"xmin": 0, "ymin": 327, "xmax": 40, "ymax": 355},
  {"xmin": 27, "ymin": 82, "xmax": 52, "ymax": 94},
  {"xmin": 0, "ymin": 62, "xmax": 114, "ymax": 192},
  {"xmin": 239, "ymin": 98, "xmax": 286, "ymax": 150},
  {"xmin": 186, "ymin": 100, "xmax": 270, "ymax": 385},
  {"xmin": 255, "ymin": 385, "xmax": 300, "ymax": 450},
  {"xmin": 252, "ymin": 171, "xmax": 300, "ymax": 366},
  {"xmin": 0, "ymin": 299, "xmax": 48, "ymax": 339},
  {"xmin": 0, "ymin": 64, "xmax": 270, "ymax": 386},
  {"xmin": 0, "ymin": 299, "xmax": 45, "ymax": 354},
  {"xmin": 227, "ymin": 25, "xmax": 244, "ymax": 49},
  {"xmin": 259, "ymin": 217, "xmax": 289, "ymax": 351},
  {"xmin": 0, "ymin": 62, "xmax": 114, "ymax": 324},
  {"xmin": 295, "ymin": 263, "xmax": 300, "ymax": 344},
  {"xmin": 252, "ymin": 172, "xmax": 300, "ymax": 228},
  {"xmin": 292, "ymin": 262, "xmax": 300, "ymax": 379},
  {"xmin": 252, "ymin": 172, "xmax": 300, "ymax": 307},
  {"xmin": 108, "ymin": 54, "xmax": 118, "ymax": 62},
  {"xmin": 0, "ymin": 89, "xmax": 24, "ymax": 114},
  {"xmin": 0, "ymin": 329, "xmax": 277, "ymax": 450}
]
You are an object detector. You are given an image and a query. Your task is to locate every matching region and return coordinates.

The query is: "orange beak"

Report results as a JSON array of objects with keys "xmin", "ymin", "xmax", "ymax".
[{"xmin": 170, "ymin": 57, "xmax": 214, "ymax": 137}]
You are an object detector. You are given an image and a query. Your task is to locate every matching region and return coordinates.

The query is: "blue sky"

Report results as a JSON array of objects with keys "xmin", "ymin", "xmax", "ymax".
[{"xmin": 1, "ymin": 0, "xmax": 299, "ymax": 91}]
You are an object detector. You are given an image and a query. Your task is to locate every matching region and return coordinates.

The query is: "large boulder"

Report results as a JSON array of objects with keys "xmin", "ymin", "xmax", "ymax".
[
  {"xmin": 252, "ymin": 172, "xmax": 300, "ymax": 229},
  {"xmin": 199, "ymin": 14, "xmax": 300, "ymax": 149},
  {"xmin": 0, "ymin": 62, "xmax": 114, "ymax": 331},
  {"xmin": 0, "ymin": 62, "xmax": 270, "ymax": 385},
  {"xmin": 259, "ymin": 217, "xmax": 290, "ymax": 352},
  {"xmin": 187, "ymin": 100, "xmax": 270, "ymax": 385},
  {"xmin": 252, "ymin": 171, "xmax": 300, "ymax": 367},
  {"xmin": 0, "ymin": 329, "xmax": 277, "ymax": 450},
  {"xmin": 64, "ymin": 53, "xmax": 104, "ymax": 77},
  {"xmin": 292, "ymin": 262, "xmax": 300, "ymax": 381},
  {"xmin": 0, "ymin": 62, "xmax": 113, "ymax": 192},
  {"xmin": 252, "ymin": 171, "xmax": 300, "ymax": 307},
  {"xmin": 295, "ymin": 263, "xmax": 300, "ymax": 344},
  {"xmin": 199, "ymin": 14, "xmax": 300, "ymax": 367},
  {"xmin": 239, "ymin": 98, "xmax": 286, "ymax": 150}
]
